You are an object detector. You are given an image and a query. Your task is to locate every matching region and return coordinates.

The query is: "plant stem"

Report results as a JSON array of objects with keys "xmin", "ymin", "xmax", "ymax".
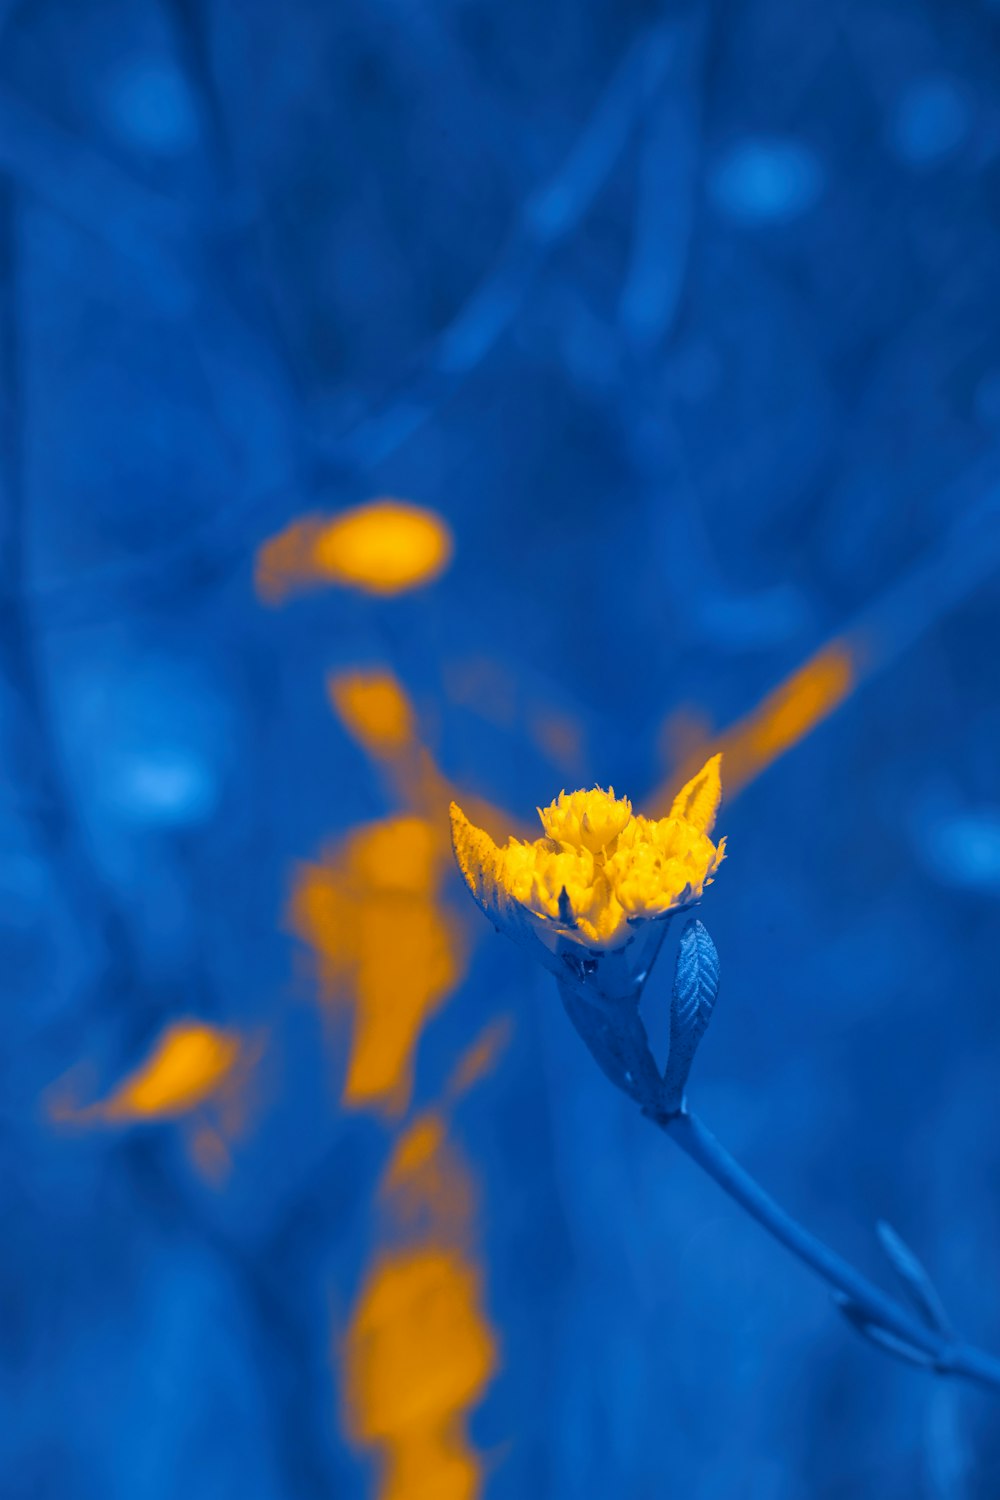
[{"xmin": 657, "ymin": 1108, "xmax": 1000, "ymax": 1391}]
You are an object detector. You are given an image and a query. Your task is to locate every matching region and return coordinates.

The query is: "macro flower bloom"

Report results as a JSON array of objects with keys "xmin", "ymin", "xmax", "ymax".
[
  {"xmin": 451, "ymin": 755, "xmax": 1000, "ymax": 1393},
  {"xmin": 450, "ymin": 755, "xmax": 726, "ymax": 962}
]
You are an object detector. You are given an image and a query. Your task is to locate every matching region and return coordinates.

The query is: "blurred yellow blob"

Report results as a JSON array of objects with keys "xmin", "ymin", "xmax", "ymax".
[
  {"xmin": 353, "ymin": 816, "xmax": 440, "ymax": 894},
  {"xmin": 291, "ymin": 815, "xmax": 465, "ymax": 1115},
  {"xmin": 446, "ymin": 1016, "xmax": 512, "ymax": 1101},
  {"xmin": 344, "ymin": 1248, "xmax": 495, "ymax": 1500},
  {"xmin": 47, "ymin": 1021, "xmax": 261, "ymax": 1186},
  {"xmin": 315, "ymin": 499, "xmax": 453, "ymax": 595},
  {"xmin": 329, "ymin": 669, "xmax": 417, "ymax": 757},
  {"xmin": 327, "ymin": 663, "xmax": 438, "ymax": 815},
  {"xmin": 343, "ymin": 1080, "xmax": 498, "ymax": 1500},
  {"xmin": 385, "ymin": 1113, "xmax": 448, "ymax": 1190},
  {"xmin": 52, "ymin": 1022, "xmax": 242, "ymax": 1124},
  {"xmin": 254, "ymin": 514, "xmax": 323, "ymax": 603},
  {"xmin": 654, "ymin": 642, "xmax": 856, "ymax": 807},
  {"xmin": 255, "ymin": 501, "xmax": 453, "ymax": 603},
  {"xmin": 724, "ymin": 643, "xmax": 855, "ymax": 790},
  {"xmin": 296, "ymin": 660, "xmax": 518, "ymax": 1117},
  {"xmin": 382, "ymin": 1111, "xmax": 476, "ymax": 1236},
  {"xmin": 105, "ymin": 1023, "xmax": 241, "ymax": 1120},
  {"xmin": 451, "ymin": 756, "xmax": 725, "ymax": 949}
]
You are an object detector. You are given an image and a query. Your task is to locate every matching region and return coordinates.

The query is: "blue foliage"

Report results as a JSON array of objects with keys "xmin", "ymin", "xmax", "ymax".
[
  {"xmin": 833, "ymin": 1293, "xmax": 940, "ymax": 1372},
  {"xmin": 663, "ymin": 917, "xmax": 720, "ymax": 1110},
  {"xmin": 876, "ymin": 1220, "xmax": 954, "ymax": 1337}
]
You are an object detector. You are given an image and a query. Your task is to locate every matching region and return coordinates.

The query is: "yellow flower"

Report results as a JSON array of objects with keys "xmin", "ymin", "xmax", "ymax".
[
  {"xmin": 450, "ymin": 755, "xmax": 725, "ymax": 956},
  {"xmin": 538, "ymin": 786, "xmax": 633, "ymax": 854}
]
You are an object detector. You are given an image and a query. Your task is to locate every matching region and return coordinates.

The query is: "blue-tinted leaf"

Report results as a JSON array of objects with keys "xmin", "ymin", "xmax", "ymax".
[
  {"xmin": 662, "ymin": 919, "xmax": 720, "ymax": 1109},
  {"xmin": 876, "ymin": 1221, "xmax": 954, "ymax": 1336},
  {"xmin": 832, "ymin": 1293, "xmax": 940, "ymax": 1370},
  {"xmin": 558, "ymin": 980, "xmax": 662, "ymax": 1106}
]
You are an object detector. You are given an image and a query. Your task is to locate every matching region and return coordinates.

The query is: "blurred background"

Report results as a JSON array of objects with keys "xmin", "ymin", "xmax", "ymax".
[{"xmin": 2, "ymin": 0, "xmax": 1000, "ymax": 1496}]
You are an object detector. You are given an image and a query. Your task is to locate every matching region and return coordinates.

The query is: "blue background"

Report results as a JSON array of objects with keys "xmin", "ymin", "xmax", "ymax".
[{"xmin": 3, "ymin": 1, "xmax": 1000, "ymax": 1496}]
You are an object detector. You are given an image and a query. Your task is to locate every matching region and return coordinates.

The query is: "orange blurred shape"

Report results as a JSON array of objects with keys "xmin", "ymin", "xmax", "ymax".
[
  {"xmin": 255, "ymin": 501, "xmax": 453, "ymax": 603},
  {"xmin": 330, "ymin": 666, "xmax": 455, "ymax": 824},
  {"xmin": 385, "ymin": 1113, "xmax": 448, "ymax": 1189},
  {"xmin": 447, "ymin": 1017, "xmax": 513, "ymax": 1101},
  {"xmin": 291, "ymin": 816, "xmax": 464, "ymax": 1116},
  {"xmin": 328, "ymin": 658, "xmax": 527, "ymax": 841},
  {"xmin": 654, "ymin": 641, "xmax": 857, "ymax": 809},
  {"xmin": 350, "ymin": 815, "xmax": 442, "ymax": 893},
  {"xmin": 718, "ymin": 642, "xmax": 856, "ymax": 794},
  {"xmin": 254, "ymin": 514, "xmax": 325, "ymax": 604},
  {"xmin": 315, "ymin": 500, "xmax": 453, "ymax": 596},
  {"xmin": 330, "ymin": 669, "xmax": 417, "ymax": 757},
  {"xmin": 50, "ymin": 1021, "xmax": 243, "ymax": 1125},
  {"xmin": 381, "ymin": 1111, "xmax": 476, "ymax": 1235},
  {"xmin": 343, "ymin": 1247, "xmax": 497, "ymax": 1500}
]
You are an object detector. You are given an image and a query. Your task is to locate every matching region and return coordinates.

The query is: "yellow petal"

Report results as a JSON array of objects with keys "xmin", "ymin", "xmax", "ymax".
[
  {"xmin": 668, "ymin": 753, "xmax": 723, "ymax": 835},
  {"xmin": 449, "ymin": 802, "xmax": 506, "ymax": 918},
  {"xmin": 450, "ymin": 802, "xmax": 572, "ymax": 972}
]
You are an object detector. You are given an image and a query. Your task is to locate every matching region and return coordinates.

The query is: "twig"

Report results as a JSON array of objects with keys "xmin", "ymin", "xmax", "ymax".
[{"xmin": 654, "ymin": 1107, "xmax": 1000, "ymax": 1389}]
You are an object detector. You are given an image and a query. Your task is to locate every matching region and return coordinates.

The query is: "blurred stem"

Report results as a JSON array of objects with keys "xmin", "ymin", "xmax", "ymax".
[
  {"xmin": 0, "ymin": 184, "xmax": 136, "ymax": 986},
  {"xmin": 657, "ymin": 1109, "xmax": 1000, "ymax": 1391}
]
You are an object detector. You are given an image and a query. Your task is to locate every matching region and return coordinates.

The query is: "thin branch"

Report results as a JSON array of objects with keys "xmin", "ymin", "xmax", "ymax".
[{"xmin": 652, "ymin": 1107, "xmax": 1000, "ymax": 1389}]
